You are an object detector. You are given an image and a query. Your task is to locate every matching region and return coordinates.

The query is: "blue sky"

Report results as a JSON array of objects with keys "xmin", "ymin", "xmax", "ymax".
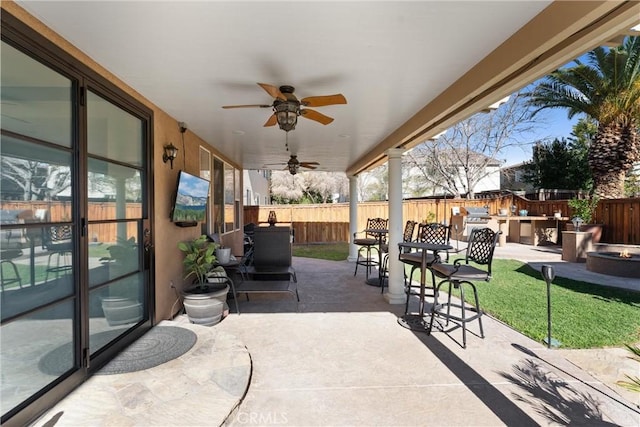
[
  {"xmin": 502, "ymin": 52, "xmax": 592, "ymax": 166},
  {"xmin": 504, "ymin": 108, "xmax": 579, "ymax": 166}
]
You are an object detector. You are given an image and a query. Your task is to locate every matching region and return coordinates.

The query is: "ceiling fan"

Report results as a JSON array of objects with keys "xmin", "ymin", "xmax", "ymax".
[
  {"xmin": 222, "ymin": 83, "xmax": 347, "ymax": 131},
  {"xmin": 265, "ymin": 155, "xmax": 320, "ymax": 175}
]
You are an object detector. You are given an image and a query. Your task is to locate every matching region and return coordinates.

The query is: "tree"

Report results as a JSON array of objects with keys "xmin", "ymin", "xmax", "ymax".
[
  {"xmin": 525, "ymin": 36, "xmax": 640, "ymax": 199},
  {"xmin": 358, "ymin": 165, "xmax": 388, "ymax": 201},
  {"xmin": 270, "ymin": 171, "xmax": 348, "ymax": 204},
  {"xmin": 522, "ymin": 118, "xmax": 594, "ymax": 190},
  {"xmin": 0, "ymin": 157, "xmax": 70, "ymax": 201},
  {"xmin": 405, "ymin": 92, "xmax": 538, "ymax": 198}
]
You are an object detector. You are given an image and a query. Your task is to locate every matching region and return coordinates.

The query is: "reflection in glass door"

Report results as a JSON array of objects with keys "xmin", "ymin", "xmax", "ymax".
[{"xmin": 85, "ymin": 91, "xmax": 148, "ymax": 356}]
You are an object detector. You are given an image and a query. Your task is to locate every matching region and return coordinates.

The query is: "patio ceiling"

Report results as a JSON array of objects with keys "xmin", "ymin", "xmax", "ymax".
[{"xmin": 14, "ymin": 1, "xmax": 640, "ymax": 175}]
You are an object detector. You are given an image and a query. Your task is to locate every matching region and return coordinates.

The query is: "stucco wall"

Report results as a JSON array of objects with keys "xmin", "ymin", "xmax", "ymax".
[{"xmin": 3, "ymin": 1, "xmax": 243, "ymax": 323}]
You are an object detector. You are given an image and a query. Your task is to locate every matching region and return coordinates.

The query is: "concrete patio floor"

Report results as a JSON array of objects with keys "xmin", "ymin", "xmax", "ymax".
[{"xmin": 32, "ymin": 243, "xmax": 640, "ymax": 426}]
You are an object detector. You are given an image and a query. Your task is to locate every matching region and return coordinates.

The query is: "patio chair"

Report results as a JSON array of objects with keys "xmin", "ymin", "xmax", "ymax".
[
  {"xmin": 1, "ymin": 249, "xmax": 23, "ymax": 291},
  {"xmin": 42, "ymin": 225, "xmax": 73, "ymax": 282},
  {"xmin": 427, "ymin": 227, "xmax": 500, "ymax": 348},
  {"xmin": 353, "ymin": 217, "xmax": 388, "ymax": 279},
  {"xmin": 399, "ymin": 222, "xmax": 451, "ymax": 314},
  {"xmin": 379, "ymin": 220, "xmax": 417, "ymax": 293},
  {"xmin": 247, "ymin": 225, "xmax": 296, "ymax": 282}
]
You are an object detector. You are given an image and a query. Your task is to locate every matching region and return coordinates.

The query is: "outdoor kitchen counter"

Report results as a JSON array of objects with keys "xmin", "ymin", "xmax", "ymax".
[{"xmin": 493, "ymin": 215, "xmax": 569, "ymax": 246}]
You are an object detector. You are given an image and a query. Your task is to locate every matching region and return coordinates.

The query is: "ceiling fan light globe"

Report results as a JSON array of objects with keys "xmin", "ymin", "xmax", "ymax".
[{"xmin": 274, "ymin": 101, "xmax": 299, "ymax": 132}]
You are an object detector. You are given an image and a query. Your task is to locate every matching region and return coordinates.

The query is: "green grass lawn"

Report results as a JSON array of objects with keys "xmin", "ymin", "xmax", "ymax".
[
  {"xmin": 1, "ymin": 264, "xmax": 50, "ymax": 287},
  {"xmin": 293, "ymin": 242, "xmax": 350, "ymax": 261},
  {"xmin": 291, "ymin": 243, "xmax": 640, "ymax": 349},
  {"xmin": 0, "ymin": 244, "xmax": 111, "ymax": 289},
  {"xmin": 465, "ymin": 259, "xmax": 640, "ymax": 349}
]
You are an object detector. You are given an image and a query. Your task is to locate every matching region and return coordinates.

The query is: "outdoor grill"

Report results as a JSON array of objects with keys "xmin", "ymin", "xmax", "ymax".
[
  {"xmin": 451, "ymin": 206, "xmax": 491, "ymax": 241},
  {"xmin": 464, "ymin": 206, "xmax": 490, "ymax": 224}
]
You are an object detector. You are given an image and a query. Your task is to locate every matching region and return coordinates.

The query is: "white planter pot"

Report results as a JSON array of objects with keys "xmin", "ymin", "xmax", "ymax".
[
  {"xmin": 182, "ymin": 284, "xmax": 229, "ymax": 326},
  {"xmin": 101, "ymin": 297, "xmax": 143, "ymax": 326},
  {"xmin": 216, "ymin": 247, "xmax": 231, "ymax": 264}
]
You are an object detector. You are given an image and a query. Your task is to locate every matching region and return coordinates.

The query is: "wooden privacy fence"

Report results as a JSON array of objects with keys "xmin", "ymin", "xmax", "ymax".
[
  {"xmin": 2, "ymin": 197, "xmax": 637, "ymax": 245},
  {"xmin": 0, "ymin": 201, "xmax": 142, "ymax": 243},
  {"xmin": 245, "ymin": 196, "xmax": 640, "ymax": 245}
]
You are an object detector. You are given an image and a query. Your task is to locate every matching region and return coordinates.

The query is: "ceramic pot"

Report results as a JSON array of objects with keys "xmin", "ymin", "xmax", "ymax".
[
  {"xmin": 216, "ymin": 247, "xmax": 231, "ymax": 264},
  {"xmin": 182, "ymin": 283, "xmax": 229, "ymax": 326},
  {"xmin": 101, "ymin": 297, "xmax": 143, "ymax": 326}
]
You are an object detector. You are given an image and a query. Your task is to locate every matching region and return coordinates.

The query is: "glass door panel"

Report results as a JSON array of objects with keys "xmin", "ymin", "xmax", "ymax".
[
  {"xmin": 1, "ymin": 39, "xmax": 77, "ymax": 421},
  {"xmin": 0, "ymin": 42, "xmax": 73, "ymax": 147},
  {"xmin": 0, "ymin": 300, "xmax": 75, "ymax": 413},
  {"xmin": 2, "ymin": 22, "xmax": 152, "ymax": 425},
  {"xmin": 86, "ymin": 89, "xmax": 147, "ymax": 358},
  {"xmin": 87, "ymin": 92, "xmax": 143, "ymax": 166},
  {"xmin": 87, "ymin": 159, "xmax": 142, "ymax": 221},
  {"xmin": 88, "ymin": 222, "xmax": 140, "ymax": 285}
]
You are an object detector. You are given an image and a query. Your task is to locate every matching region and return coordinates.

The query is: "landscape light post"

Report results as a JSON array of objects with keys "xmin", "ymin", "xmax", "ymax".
[{"xmin": 541, "ymin": 264, "xmax": 561, "ymax": 348}]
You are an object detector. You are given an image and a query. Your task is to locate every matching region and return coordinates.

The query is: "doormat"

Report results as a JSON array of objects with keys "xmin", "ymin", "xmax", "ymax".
[{"xmin": 39, "ymin": 326, "xmax": 197, "ymax": 376}]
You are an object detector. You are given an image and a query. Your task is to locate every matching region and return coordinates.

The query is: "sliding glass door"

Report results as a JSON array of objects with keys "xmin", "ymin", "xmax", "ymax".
[{"xmin": 1, "ymin": 16, "xmax": 153, "ymax": 425}]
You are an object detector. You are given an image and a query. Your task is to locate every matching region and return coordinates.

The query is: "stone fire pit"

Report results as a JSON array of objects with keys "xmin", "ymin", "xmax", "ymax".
[{"xmin": 586, "ymin": 244, "xmax": 640, "ymax": 278}]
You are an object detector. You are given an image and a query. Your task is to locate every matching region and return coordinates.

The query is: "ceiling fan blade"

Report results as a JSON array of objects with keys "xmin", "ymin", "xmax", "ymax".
[
  {"xmin": 300, "ymin": 109, "xmax": 334, "ymax": 125},
  {"xmin": 258, "ymin": 83, "xmax": 286, "ymax": 100},
  {"xmin": 222, "ymin": 104, "xmax": 271, "ymax": 109},
  {"xmin": 300, "ymin": 94, "xmax": 347, "ymax": 107},
  {"xmin": 300, "ymin": 161, "xmax": 319, "ymax": 166},
  {"xmin": 300, "ymin": 164, "xmax": 318, "ymax": 170},
  {"xmin": 263, "ymin": 114, "xmax": 277, "ymax": 127}
]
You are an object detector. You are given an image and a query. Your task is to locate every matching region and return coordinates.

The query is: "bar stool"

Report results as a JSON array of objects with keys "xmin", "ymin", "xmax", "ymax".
[
  {"xmin": 398, "ymin": 223, "xmax": 451, "ymax": 314},
  {"xmin": 1, "ymin": 249, "xmax": 23, "ymax": 291},
  {"xmin": 353, "ymin": 218, "xmax": 388, "ymax": 279},
  {"xmin": 379, "ymin": 220, "xmax": 417, "ymax": 293},
  {"xmin": 43, "ymin": 225, "xmax": 73, "ymax": 282},
  {"xmin": 428, "ymin": 227, "xmax": 500, "ymax": 348}
]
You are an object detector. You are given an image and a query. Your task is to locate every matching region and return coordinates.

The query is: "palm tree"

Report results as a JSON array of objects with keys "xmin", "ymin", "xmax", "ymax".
[{"xmin": 526, "ymin": 36, "xmax": 640, "ymax": 199}]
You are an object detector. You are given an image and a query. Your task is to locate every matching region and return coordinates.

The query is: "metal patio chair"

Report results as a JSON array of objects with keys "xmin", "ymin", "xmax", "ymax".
[
  {"xmin": 398, "ymin": 222, "xmax": 451, "ymax": 314},
  {"xmin": 379, "ymin": 220, "xmax": 417, "ymax": 293},
  {"xmin": 353, "ymin": 217, "xmax": 388, "ymax": 279},
  {"xmin": 427, "ymin": 227, "xmax": 500, "ymax": 348}
]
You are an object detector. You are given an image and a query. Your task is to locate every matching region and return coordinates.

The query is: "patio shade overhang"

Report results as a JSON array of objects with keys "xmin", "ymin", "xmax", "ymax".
[{"xmin": 346, "ymin": 0, "xmax": 640, "ymax": 176}]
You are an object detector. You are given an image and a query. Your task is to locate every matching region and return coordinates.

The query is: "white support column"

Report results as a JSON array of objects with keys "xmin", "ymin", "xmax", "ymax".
[
  {"xmin": 348, "ymin": 175, "xmax": 359, "ymax": 262},
  {"xmin": 384, "ymin": 148, "xmax": 406, "ymax": 304}
]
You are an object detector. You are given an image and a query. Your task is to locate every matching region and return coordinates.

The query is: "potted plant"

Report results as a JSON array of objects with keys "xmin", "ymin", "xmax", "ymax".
[
  {"xmin": 99, "ymin": 236, "xmax": 143, "ymax": 326},
  {"xmin": 178, "ymin": 234, "xmax": 229, "ymax": 326},
  {"xmin": 567, "ymin": 195, "xmax": 602, "ymax": 243}
]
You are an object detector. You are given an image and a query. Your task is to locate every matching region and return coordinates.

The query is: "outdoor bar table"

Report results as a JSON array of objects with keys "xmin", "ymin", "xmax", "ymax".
[
  {"xmin": 396, "ymin": 241, "xmax": 453, "ymax": 331},
  {"xmin": 363, "ymin": 228, "xmax": 388, "ymax": 287}
]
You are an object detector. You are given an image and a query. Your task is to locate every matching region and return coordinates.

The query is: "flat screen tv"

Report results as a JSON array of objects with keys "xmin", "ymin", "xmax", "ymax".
[{"xmin": 170, "ymin": 170, "xmax": 210, "ymax": 226}]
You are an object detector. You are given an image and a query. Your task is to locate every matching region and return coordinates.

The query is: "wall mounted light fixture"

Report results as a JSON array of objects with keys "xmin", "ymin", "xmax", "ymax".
[{"xmin": 163, "ymin": 143, "xmax": 179, "ymax": 169}]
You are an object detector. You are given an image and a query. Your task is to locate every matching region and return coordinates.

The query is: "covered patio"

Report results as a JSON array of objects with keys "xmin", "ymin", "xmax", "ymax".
[
  {"xmin": 32, "ymin": 248, "xmax": 640, "ymax": 426},
  {"xmin": 3, "ymin": 1, "xmax": 640, "ymax": 424}
]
